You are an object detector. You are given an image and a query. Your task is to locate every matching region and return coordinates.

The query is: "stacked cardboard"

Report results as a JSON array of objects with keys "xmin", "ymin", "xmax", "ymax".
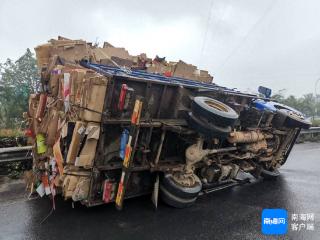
[
  {"xmin": 35, "ymin": 36, "xmax": 213, "ymax": 84},
  {"xmin": 34, "ymin": 36, "xmax": 93, "ymax": 69},
  {"xmin": 171, "ymin": 60, "xmax": 213, "ymax": 83},
  {"xmin": 28, "ymin": 38, "xmax": 109, "ymax": 201},
  {"xmin": 26, "ymin": 36, "xmax": 214, "ymax": 203},
  {"xmin": 93, "ymin": 42, "xmax": 131, "ymax": 61}
]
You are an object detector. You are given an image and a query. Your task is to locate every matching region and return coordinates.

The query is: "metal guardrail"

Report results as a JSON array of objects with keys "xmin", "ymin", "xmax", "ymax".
[
  {"xmin": 300, "ymin": 127, "xmax": 320, "ymax": 134},
  {"xmin": 0, "ymin": 146, "xmax": 32, "ymax": 164}
]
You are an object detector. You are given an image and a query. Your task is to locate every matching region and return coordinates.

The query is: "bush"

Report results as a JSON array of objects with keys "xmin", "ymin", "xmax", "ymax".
[{"xmin": 311, "ymin": 119, "xmax": 320, "ymax": 127}]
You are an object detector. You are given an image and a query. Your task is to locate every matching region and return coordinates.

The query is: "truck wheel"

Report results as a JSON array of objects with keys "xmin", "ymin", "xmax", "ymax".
[
  {"xmin": 161, "ymin": 173, "xmax": 202, "ymax": 199},
  {"xmin": 186, "ymin": 112, "xmax": 231, "ymax": 138},
  {"xmin": 191, "ymin": 96, "xmax": 238, "ymax": 127},
  {"xmin": 160, "ymin": 185, "xmax": 197, "ymax": 208},
  {"xmin": 269, "ymin": 102, "xmax": 311, "ymax": 129}
]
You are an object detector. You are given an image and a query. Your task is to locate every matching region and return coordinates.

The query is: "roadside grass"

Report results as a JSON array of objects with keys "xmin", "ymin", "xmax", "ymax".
[{"xmin": 0, "ymin": 129, "xmax": 24, "ymax": 138}]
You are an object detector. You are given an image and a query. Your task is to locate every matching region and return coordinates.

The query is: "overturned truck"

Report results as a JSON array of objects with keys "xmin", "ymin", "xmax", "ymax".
[{"xmin": 27, "ymin": 37, "xmax": 311, "ymax": 209}]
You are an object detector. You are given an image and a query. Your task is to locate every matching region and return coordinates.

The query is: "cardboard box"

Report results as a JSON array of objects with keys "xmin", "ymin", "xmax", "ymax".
[
  {"xmin": 49, "ymin": 65, "xmax": 64, "ymax": 97},
  {"xmin": 28, "ymin": 94, "xmax": 40, "ymax": 118},
  {"xmin": 50, "ymin": 40, "xmax": 92, "ymax": 63},
  {"xmin": 172, "ymin": 60, "xmax": 197, "ymax": 78},
  {"xmin": 69, "ymin": 69, "xmax": 87, "ymax": 104},
  {"xmin": 35, "ymin": 94, "xmax": 47, "ymax": 120},
  {"xmin": 46, "ymin": 108, "xmax": 59, "ymax": 146},
  {"xmin": 147, "ymin": 62, "xmax": 172, "ymax": 74},
  {"xmin": 72, "ymin": 177, "xmax": 90, "ymax": 201},
  {"xmin": 38, "ymin": 111, "xmax": 49, "ymax": 134},
  {"xmin": 75, "ymin": 122, "xmax": 100, "ymax": 168},
  {"xmin": 80, "ymin": 75, "xmax": 108, "ymax": 122},
  {"xmin": 62, "ymin": 175, "xmax": 79, "ymax": 199},
  {"xmin": 32, "ymin": 118, "xmax": 41, "ymax": 136},
  {"xmin": 93, "ymin": 45, "xmax": 131, "ymax": 62},
  {"xmin": 171, "ymin": 60, "xmax": 213, "ymax": 83},
  {"xmin": 100, "ymin": 56, "xmax": 134, "ymax": 68},
  {"xmin": 66, "ymin": 121, "xmax": 86, "ymax": 164},
  {"xmin": 34, "ymin": 43, "xmax": 53, "ymax": 68}
]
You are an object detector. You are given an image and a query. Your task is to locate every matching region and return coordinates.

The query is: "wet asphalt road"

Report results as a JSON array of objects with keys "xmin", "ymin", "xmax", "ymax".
[{"xmin": 0, "ymin": 142, "xmax": 319, "ymax": 240}]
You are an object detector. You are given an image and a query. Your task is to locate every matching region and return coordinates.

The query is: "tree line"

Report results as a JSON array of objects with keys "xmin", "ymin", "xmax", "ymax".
[
  {"xmin": 0, "ymin": 49, "xmax": 39, "ymax": 129},
  {"xmin": 272, "ymin": 91, "xmax": 320, "ymax": 121}
]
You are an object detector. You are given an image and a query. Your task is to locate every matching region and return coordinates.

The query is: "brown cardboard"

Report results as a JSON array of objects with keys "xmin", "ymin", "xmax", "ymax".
[
  {"xmin": 50, "ymin": 40, "xmax": 92, "ymax": 63},
  {"xmin": 93, "ymin": 46, "xmax": 131, "ymax": 62},
  {"xmin": 34, "ymin": 43, "xmax": 53, "ymax": 68},
  {"xmin": 35, "ymin": 94, "xmax": 47, "ymax": 120},
  {"xmin": 80, "ymin": 75, "xmax": 108, "ymax": 122},
  {"xmin": 38, "ymin": 111, "xmax": 49, "ymax": 134},
  {"xmin": 32, "ymin": 118, "xmax": 40, "ymax": 136},
  {"xmin": 69, "ymin": 69, "xmax": 87, "ymax": 104},
  {"xmin": 100, "ymin": 56, "xmax": 134, "ymax": 68},
  {"xmin": 49, "ymin": 65, "xmax": 64, "ymax": 97},
  {"xmin": 72, "ymin": 177, "xmax": 90, "ymax": 201},
  {"xmin": 66, "ymin": 121, "xmax": 85, "ymax": 164},
  {"xmin": 75, "ymin": 122, "xmax": 100, "ymax": 168},
  {"xmin": 172, "ymin": 60, "xmax": 213, "ymax": 83},
  {"xmin": 28, "ymin": 94, "xmax": 39, "ymax": 118},
  {"xmin": 54, "ymin": 174, "xmax": 63, "ymax": 187},
  {"xmin": 147, "ymin": 62, "xmax": 172, "ymax": 74},
  {"xmin": 46, "ymin": 108, "xmax": 59, "ymax": 146},
  {"xmin": 172, "ymin": 60, "xmax": 196, "ymax": 78},
  {"xmin": 62, "ymin": 175, "xmax": 79, "ymax": 199},
  {"xmin": 57, "ymin": 73, "xmax": 64, "ymax": 101},
  {"xmin": 53, "ymin": 139, "xmax": 64, "ymax": 175}
]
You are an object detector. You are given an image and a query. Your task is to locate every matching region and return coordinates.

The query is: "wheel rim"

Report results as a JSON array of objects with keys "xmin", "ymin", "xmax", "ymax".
[{"xmin": 204, "ymin": 100, "xmax": 228, "ymax": 112}]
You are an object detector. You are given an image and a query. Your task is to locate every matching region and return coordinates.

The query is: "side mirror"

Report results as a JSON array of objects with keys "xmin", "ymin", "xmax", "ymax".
[{"xmin": 258, "ymin": 86, "xmax": 272, "ymax": 98}]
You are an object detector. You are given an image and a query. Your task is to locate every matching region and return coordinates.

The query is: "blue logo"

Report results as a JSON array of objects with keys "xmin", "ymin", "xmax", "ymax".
[{"xmin": 262, "ymin": 209, "xmax": 288, "ymax": 235}]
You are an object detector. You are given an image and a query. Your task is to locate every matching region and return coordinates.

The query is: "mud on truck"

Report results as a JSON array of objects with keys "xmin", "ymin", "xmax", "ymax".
[{"xmin": 26, "ymin": 37, "xmax": 311, "ymax": 209}]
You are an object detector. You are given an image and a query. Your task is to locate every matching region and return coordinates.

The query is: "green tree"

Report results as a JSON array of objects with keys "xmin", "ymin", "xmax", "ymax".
[
  {"xmin": 0, "ymin": 49, "xmax": 39, "ymax": 128},
  {"xmin": 298, "ymin": 94, "xmax": 315, "ymax": 117},
  {"xmin": 272, "ymin": 90, "xmax": 319, "ymax": 119},
  {"xmin": 283, "ymin": 95, "xmax": 299, "ymax": 111}
]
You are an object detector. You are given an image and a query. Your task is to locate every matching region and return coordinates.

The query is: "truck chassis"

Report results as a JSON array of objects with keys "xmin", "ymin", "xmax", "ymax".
[{"xmin": 64, "ymin": 61, "xmax": 311, "ymax": 208}]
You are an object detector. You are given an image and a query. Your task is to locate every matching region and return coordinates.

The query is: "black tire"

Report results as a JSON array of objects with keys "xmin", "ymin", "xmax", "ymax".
[
  {"xmin": 186, "ymin": 112, "xmax": 231, "ymax": 138},
  {"xmin": 192, "ymin": 96, "xmax": 238, "ymax": 127},
  {"xmin": 161, "ymin": 173, "xmax": 202, "ymax": 199},
  {"xmin": 261, "ymin": 168, "xmax": 280, "ymax": 180},
  {"xmin": 269, "ymin": 102, "xmax": 311, "ymax": 129},
  {"xmin": 160, "ymin": 185, "xmax": 197, "ymax": 208}
]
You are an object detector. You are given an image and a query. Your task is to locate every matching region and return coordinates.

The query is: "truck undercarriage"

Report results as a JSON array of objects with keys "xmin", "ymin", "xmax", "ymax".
[{"xmin": 72, "ymin": 61, "xmax": 309, "ymax": 208}]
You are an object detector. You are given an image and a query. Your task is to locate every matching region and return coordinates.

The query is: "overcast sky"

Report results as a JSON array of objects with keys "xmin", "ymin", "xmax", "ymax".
[{"xmin": 1, "ymin": 0, "xmax": 320, "ymax": 96}]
